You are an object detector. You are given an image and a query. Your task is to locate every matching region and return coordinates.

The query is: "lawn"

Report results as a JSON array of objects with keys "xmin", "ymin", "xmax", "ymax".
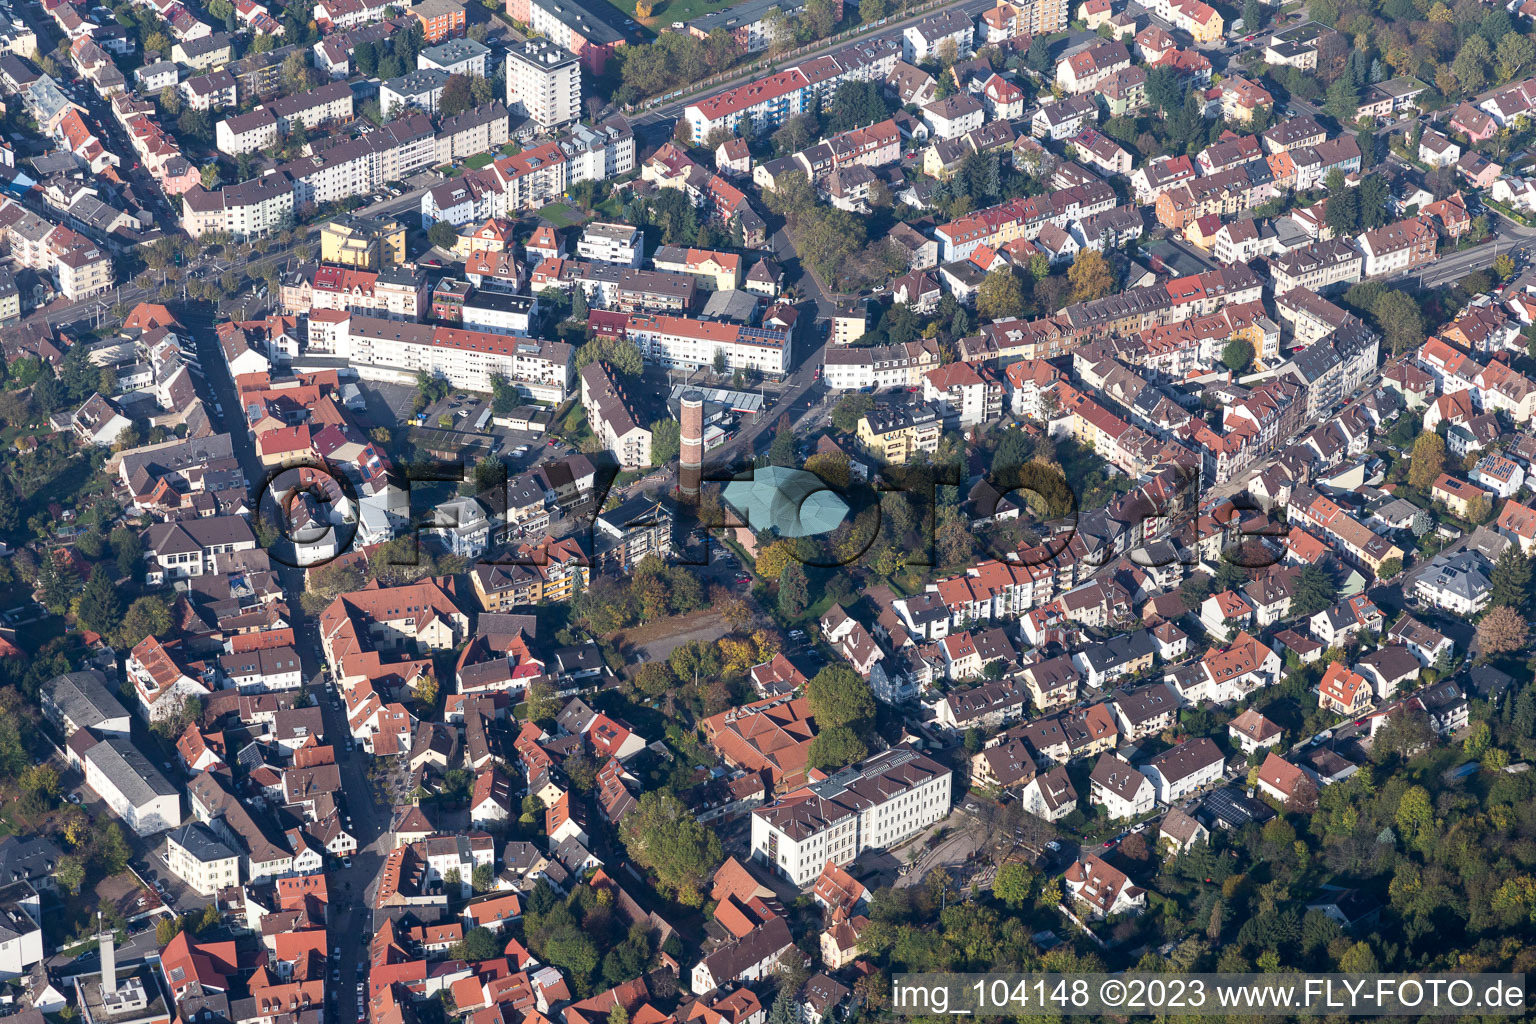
[
  {"xmin": 464, "ymin": 152, "xmax": 495, "ymax": 169},
  {"xmin": 538, "ymin": 202, "xmax": 581, "ymax": 228}
]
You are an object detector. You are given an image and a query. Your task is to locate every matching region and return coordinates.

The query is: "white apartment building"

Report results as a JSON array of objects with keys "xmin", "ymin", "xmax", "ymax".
[
  {"xmin": 822, "ymin": 340, "xmax": 941, "ymax": 392},
  {"xmin": 266, "ymin": 80, "xmax": 354, "ymax": 132},
  {"xmin": 577, "ymin": 221, "xmax": 643, "ymax": 266},
  {"xmin": 559, "ymin": 117, "xmax": 635, "ymax": 183},
  {"xmin": 1088, "ymin": 754, "xmax": 1153, "ymax": 821},
  {"xmin": 181, "ymin": 170, "xmax": 295, "ymax": 239},
  {"xmin": 580, "ymin": 360, "xmax": 651, "ymax": 468},
  {"xmin": 418, "ymin": 37, "xmax": 491, "ymax": 77},
  {"xmin": 215, "ymin": 108, "xmax": 278, "ymax": 155},
  {"xmin": 902, "ymin": 9, "xmax": 974, "ymax": 63},
  {"xmin": 751, "ymin": 748, "xmax": 951, "ymax": 887},
  {"xmin": 0, "ymin": 886, "xmax": 42, "ymax": 980},
  {"xmin": 381, "ymin": 68, "xmax": 449, "ymax": 118},
  {"xmin": 460, "ymin": 292, "xmax": 539, "ymax": 336},
  {"xmin": 505, "ymin": 38, "xmax": 580, "ymax": 131},
  {"xmin": 338, "ymin": 314, "xmax": 575, "ymax": 399},
  {"xmin": 1141, "ymin": 738, "xmax": 1225, "ymax": 804},
  {"xmin": 625, "ymin": 313, "xmax": 790, "ymax": 377},
  {"xmin": 80, "ymin": 735, "xmax": 181, "ymax": 836},
  {"xmin": 165, "ymin": 822, "xmax": 240, "ymax": 896}
]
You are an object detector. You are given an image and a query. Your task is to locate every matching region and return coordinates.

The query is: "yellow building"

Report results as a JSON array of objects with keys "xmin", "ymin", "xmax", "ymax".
[
  {"xmin": 320, "ymin": 214, "xmax": 406, "ymax": 270},
  {"xmin": 857, "ymin": 404, "xmax": 943, "ymax": 464}
]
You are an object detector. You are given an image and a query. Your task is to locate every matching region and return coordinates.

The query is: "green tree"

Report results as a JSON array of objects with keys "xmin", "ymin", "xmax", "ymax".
[
  {"xmin": 1453, "ymin": 35, "xmax": 1493, "ymax": 93},
  {"xmin": 831, "ymin": 394, "xmax": 874, "ymax": 434},
  {"xmin": 778, "ymin": 561, "xmax": 809, "ymax": 617},
  {"xmin": 439, "ymin": 74, "xmax": 474, "ymax": 117},
  {"xmin": 1221, "ymin": 338, "xmax": 1254, "ymax": 374},
  {"xmin": 1290, "ymin": 564, "xmax": 1337, "ymax": 618},
  {"xmin": 807, "ymin": 665, "xmax": 876, "ymax": 729},
  {"xmin": 1373, "ymin": 290, "xmax": 1426, "ymax": 355},
  {"xmin": 450, "ymin": 926, "xmax": 499, "ymax": 961},
  {"xmin": 427, "ymin": 221, "xmax": 459, "ymax": 249},
  {"xmin": 650, "ymin": 419, "xmax": 680, "ymax": 466},
  {"xmin": 37, "ymin": 550, "xmax": 77, "ymax": 614},
  {"xmin": 472, "ymin": 863, "xmax": 494, "ymax": 892},
  {"xmin": 1323, "ymin": 77, "xmax": 1360, "ymax": 122},
  {"xmin": 1490, "ymin": 545, "xmax": 1533, "ymax": 610},
  {"xmin": 1394, "ymin": 785, "xmax": 1435, "ymax": 852},
  {"xmin": 618, "ymin": 791, "xmax": 722, "ymax": 905},
  {"xmin": 806, "ymin": 724, "xmax": 869, "ymax": 772},
  {"xmin": 992, "ymin": 862, "xmax": 1031, "ymax": 907},
  {"xmin": 76, "ymin": 565, "xmax": 122, "ymax": 636}
]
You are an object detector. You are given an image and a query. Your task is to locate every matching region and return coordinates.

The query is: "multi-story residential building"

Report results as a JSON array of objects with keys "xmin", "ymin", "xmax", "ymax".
[
  {"xmin": 577, "ymin": 221, "xmax": 643, "ymax": 266},
  {"xmin": 165, "ymin": 822, "xmax": 239, "ymax": 895},
  {"xmin": 516, "ymin": 0, "xmax": 622, "ymax": 73},
  {"xmin": 267, "ymin": 79, "xmax": 353, "ymax": 132},
  {"xmin": 412, "ymin": 0, "xmax": 466, "ymax": 40},
  {"xmin": 179, "ymin": 69, "xmax": 236, "ymax": 111},
  {"xmin": 320, "ymin": 212, "xmax": 406, "ymax": 269},
  {"xmin": 1357, "ymin": 217, "xmax": 1437, "ymax": 277},
  {"xmin": 579, "ymin": 360, "xmax": 651, "ymax": 468},
  {"xmin": 559, "ymin": 115, "xmax": 636, "ymax": 182},
  {"xmin": 1141, "ymin": 738, "xmax": 1224, "ymax": 803},
  {"xmin": 856, "ymin": 402, "xmax": 942, "ymax": 463},
  {"xmin": 381, "ymin": 68, "xmax": 449, "ymax": 117},
  {"xmin": 215, "ymin": 107, "xmax": 278, "ymax": 155},
  {"xmin": 181, "ymin": 170, "xmax": 295, "ymax": 239},
  {"xmin": 605, "ymin": 311, "xmax": 791, "ymax": 376},
  {"xmin": 750, "ymin": 748, "xmax": 951, "ymax": 887},
  {"xmin": 902, "ymin": 9, "xmax": 974, "ymax": 62},
  {"xmin": 1269, "ymin": 237, "xmax": 1363, "ymax": 295},
  {"xmin": 1055, "ymin": 39, "xmax": 1130, "ymax": 94},
  {"xmin": 460, "ymin": 291, "xmax": 538, "ymax": 336},
  {"xmin": 55, "ymin": 241, "xmax": 111, "ymax": 300},
  {"xmin": 981, "ymin": 0, "xmax": 1066, "ymax": 42},
  {"xmin": 323, "ymin": 315, "xmax": 574, "ymax": 399},
  {"xmin": 435, "ymin": 102, "xmax": 511, "ymax": 165},
  {"xmin": 822, "ymin": 338, "xmax": 940, "ymax": 391},
  {"xmin": 418, "ymin": 37, "xmax": 490, "ymax": 76},
  {"xmin": 1089, "ymin": 754, "xmax": 1153, "ymax": 820},
  {"xmin": 505, "ymin": 39, "xmax": 580, "ymax": 130}
]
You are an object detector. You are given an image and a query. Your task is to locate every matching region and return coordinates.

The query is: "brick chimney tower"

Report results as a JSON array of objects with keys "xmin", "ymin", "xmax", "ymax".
[{"xmin": 679, "ymin": 390, "xmax": 704, "ymax": 496}]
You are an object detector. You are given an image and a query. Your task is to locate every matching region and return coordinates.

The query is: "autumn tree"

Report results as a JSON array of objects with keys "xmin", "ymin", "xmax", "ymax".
[
  {"xmin": 1478, "ymin": 604, "xmax": 1527, "ymax": 657},
  {"xmin": 1067, "ymin": 249, "xmax": 1114, "ymax": 303},
  {"xmin": 1408, "ymin": 432, "xmax": 1445, "ymax": 491},
  {"xmin": 976, "ymin": 268, "xmax": 1026, "ymax": 320}
]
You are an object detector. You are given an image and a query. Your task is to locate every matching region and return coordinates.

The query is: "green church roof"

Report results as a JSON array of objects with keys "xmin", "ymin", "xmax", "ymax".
[{"xmin": 721, "ymin": 466, "xmax": 849, "ymax": 538}]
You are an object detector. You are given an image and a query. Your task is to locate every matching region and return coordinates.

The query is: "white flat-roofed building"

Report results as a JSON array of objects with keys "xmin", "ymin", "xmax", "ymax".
[
  {"xmin": 750, "ymin": 748, "xmax": 951, "ymax": 887},
  {"xmin": 165, "ymin": 822, "xmax": 239, "ymax": 895},
  {"xmin": 577, "ymin": 221, "xmax": 642, "ymax": 266},
  {"xmin": 79, "ymin": 734, "xmax": 181, "ymax": 836},
  {"xmin": 339, "ymin": 314, "xmax": 574, "ymax": 399},
  {"xmin": 419, "ymin": 37, "xmax": 491, "ymax": 77},
  {"xmin": 505, "ymin": 38, "xmax": 580, "ymax": 130},
  {"xmin": 622, "ymin": 312, "xmax": 790, "ymax": 376},
  {"xmin": 381, "ymin": 68, "xmax": 449, "ymax": 117},
  {"xmin": 460, "ymin": 291, "xmax": 539, "ymax": 336}
]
